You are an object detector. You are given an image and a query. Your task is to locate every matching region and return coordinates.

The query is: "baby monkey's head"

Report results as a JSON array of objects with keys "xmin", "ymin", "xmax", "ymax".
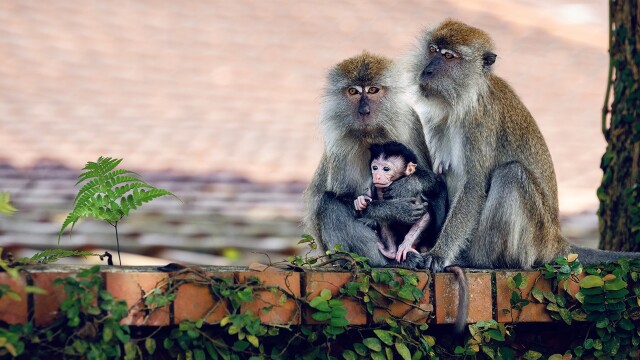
[{"xmin": 369, "ymin": 142, "xmax": 418, "ymax": 189}]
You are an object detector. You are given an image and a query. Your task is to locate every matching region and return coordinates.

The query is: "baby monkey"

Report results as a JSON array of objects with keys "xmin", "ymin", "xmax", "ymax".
[{"xmin": 354, "ymin": 142, "xmax": 436, "ymax": 263}]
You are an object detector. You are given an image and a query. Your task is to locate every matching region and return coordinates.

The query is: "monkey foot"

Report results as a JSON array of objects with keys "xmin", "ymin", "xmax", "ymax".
[{"xmin": 423, "ymin": 252, "xmax": 448, "ymax": 272}]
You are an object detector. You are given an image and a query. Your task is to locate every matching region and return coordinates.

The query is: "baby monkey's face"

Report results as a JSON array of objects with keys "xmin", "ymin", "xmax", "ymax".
[{"xmin": 370, "ymin": 156, "xmax": 416, "ymax": 188}]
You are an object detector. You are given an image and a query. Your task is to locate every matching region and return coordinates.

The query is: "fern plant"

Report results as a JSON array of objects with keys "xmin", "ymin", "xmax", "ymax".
[{"xmin": 58, "ymin": 157, "xmax": 178, "ymax": 265}]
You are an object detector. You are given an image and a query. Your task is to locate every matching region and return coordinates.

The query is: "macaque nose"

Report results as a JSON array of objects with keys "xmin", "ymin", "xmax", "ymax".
[{"xmin": 358, "ymin": 97, "xmax": 370, "ymax": 115}]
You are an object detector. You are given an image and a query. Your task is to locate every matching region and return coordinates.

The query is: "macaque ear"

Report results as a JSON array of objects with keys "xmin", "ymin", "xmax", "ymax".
[{"xmin": 405, "ymin": 162, "xmax": 417, "ymax": 176}]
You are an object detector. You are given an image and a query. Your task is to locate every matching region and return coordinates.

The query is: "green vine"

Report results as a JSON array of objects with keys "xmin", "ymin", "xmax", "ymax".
[{"xmin": 3, "ymin": 242, "xmax": 640, "ymax": 359}]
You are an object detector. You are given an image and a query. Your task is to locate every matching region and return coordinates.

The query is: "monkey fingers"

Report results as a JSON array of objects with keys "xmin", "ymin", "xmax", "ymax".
[
  {"xmin": 395, "ymin": 242, "xmax": 419, "ymax": 263},
  {"xmin": 353, "ymin": 195, "xmax": 371, "ymax": 211}
]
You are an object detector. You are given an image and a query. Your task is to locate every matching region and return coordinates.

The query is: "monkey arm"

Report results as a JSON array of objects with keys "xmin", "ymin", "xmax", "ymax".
[
  {"xmin": 424, "ymin": 180, "xmax": 485, "ymax": 272},
  {"xmin": 381, "ymin": 173, "xmax": 424, "ymax": 200},
  {"xmin": 361, "ymin": 198, "xmax": 426, "ymax": 224},
  {"xmin": 396, "ymin": 212, "xmax": 431, "ymax": 263}
]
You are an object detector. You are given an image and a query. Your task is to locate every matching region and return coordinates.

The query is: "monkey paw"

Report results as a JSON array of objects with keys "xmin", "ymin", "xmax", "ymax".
[
  {"xmin": 398, "ymin": 252, "xmax": 426, "ymax": 269},
  {"xmin": 423, "ymin": 252, "xmax": 449, "ymax": 272}
]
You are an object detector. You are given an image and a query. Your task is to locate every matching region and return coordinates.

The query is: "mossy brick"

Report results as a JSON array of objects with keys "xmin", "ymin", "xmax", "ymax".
[
  {"xmin": 173, "ymin": 271, "xmax": 233, "ymax": 324},
  {"xmin": 496, "ymin": 271, "xmax": 553, "ymax": 323},
  {"xmin": 0, "ymin": 272, "xmax": 28, "ymax": 324},
  {"xmin": 31, "ymin": 272, "xmax": 76, "ymax": 326},
  {"xmin": 435, "ymin": 272, "xmax": 492, "ymax": 325},
  {"xmin": 373, "ymin": 271, "xmax": 432, "ymax": 324},
  {"xmin": 304, "ymin": 271, "xmax": 367, "ymax": 325},
  {"xmin": 105, "ymin": 271, "xmax": 170, "ymax": 326},
  {"xmin": 236, "ymin": 270, "xmax": 301, "ymax": 325}
]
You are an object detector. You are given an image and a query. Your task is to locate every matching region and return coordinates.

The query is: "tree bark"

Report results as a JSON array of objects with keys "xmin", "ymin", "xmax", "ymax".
[{"xmin": 599, "ymin": 0, "xmax": 640, "ymax": 251}]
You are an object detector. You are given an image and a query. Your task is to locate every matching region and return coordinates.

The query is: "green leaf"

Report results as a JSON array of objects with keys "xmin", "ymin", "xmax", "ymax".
[
  {"xmin": 0, "ymin": 192, "xmax": 17, "ymax": 215},
  {"xmin": 320, "ymin": 289, "xmax": 332, "ymax": 300},
  {"xmin": 580, "ymin": 275, "xmax": 604, "ymax": 289},
  {"xmin": 342, "ymin": 350, "xmax": 357, "ymax": 360},
  {"xmin": 604, "ymin": 278, "xmax": 627, "ymax": 291},
  {"xmin": 145, "ymin": 338, "xmax": 156, "ymax": 354},
  {"xmin": 371, "ymin": 351, "xmax": 386, "ymax": 360},
  {"xmin": 374, "ymin": 330, "xmax": 395, "ymax": 346},
  {"xmin": 523, "ymin": 350, "xmax": 542, "ymax": 360},
  {"xmin": 395, "ymin": 342, "xmax": 411, "ymax": 360},
  {"xmin": 619, "ymin": 319, "xmax": 634, "ymax": 331},
  {"xmin": 363, "ymin": 338, "xmax": 382, "ymax": 352},
  {"xmin": 311, "ymin": 312, "xmax": 332, "ymax": 322}
]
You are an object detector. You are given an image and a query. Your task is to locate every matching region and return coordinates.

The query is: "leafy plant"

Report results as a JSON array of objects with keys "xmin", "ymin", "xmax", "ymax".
[
  {"xmin": 12, "ymin": 249, "xmax": 102, "ymax": 265},
  {"xmin": 0, "ymin": 192, "xmax": 17, "ymax": 215},
  {"xmin": 58, "ymin": 157, "xmax": 178, "ymax": 265}
]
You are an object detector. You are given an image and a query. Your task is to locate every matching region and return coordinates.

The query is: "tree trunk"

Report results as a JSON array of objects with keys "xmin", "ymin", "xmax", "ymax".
[{"xmin": 598, "ymin": 0, "xmax": 640, "ymax": 251}]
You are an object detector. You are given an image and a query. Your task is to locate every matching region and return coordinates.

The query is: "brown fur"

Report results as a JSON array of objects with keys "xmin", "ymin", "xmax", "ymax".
[
  {"xmin": 336, "ymin": 51, "xmax": 394, "ymax": 85},
  {"xmin": 408, "ymin": 19, "xmax": 569, "ymax": 270},
  {"xmin": 430, "ymin": 19, "xmax": 494, "ymax": 49}
]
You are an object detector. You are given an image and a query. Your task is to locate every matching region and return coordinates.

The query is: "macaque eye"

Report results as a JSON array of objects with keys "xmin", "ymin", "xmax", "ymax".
[
  {"xmin": 347, "ymin": 87, "xmax": 359, "ymax": 95},
  {"xmin": 383, "ymin": 167, "xmax": 390, "ymax": 172},
  {"xmin": 429, "ymin": 45, "xmax": 437, "ymax": 53},
  {"xmin": 372, "ymin": 165, "xmax": 378, "ymax": 171},
  {"xmin": 444, "ymin": 52, "xmax": 454, "ymax": 59},
  {"xmin": 367, "ymin": 87, "xmax": 380, "ymax": 94}
]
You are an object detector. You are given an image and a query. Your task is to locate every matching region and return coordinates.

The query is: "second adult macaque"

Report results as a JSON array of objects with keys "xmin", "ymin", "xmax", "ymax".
[{"xmin": 355, "ymin": 142, "xmax": 447, "ymax": 263}]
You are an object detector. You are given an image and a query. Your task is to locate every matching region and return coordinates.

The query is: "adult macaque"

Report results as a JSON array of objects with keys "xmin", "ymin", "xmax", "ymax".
[
  {"xmin": 304, "ymin": 52, "xmax": 441, "ymax": 268},
  {"xmin": 407, "ymin": 19, "xmax": 640, "ymax": 271}
]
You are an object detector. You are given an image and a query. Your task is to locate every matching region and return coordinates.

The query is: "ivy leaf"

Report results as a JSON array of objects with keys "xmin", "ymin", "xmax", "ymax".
[
  {"xmin": 524, "ymin": 350, "xmax": 542, "ymax": 360},
  {"xmin": 579, "ymin": 275, "xmax": 604, "ymax": 289},
  {"xmin": 363, "ymin": 338, "xmax": 382, "ymax": 352},
  {"xmin": 395, "ymin": 342, "xmax": 411, "ymax": 360},
  {"xmin": 342, "ymin": 350, "xmax": 357, "ymax": 360},
  {"xmin": 145, "ymin": 338, "xmax": 156, "ymax": 354},
  {"xmin": 374, "ymin": 330, "xmax": 395, "ymax": 346}
]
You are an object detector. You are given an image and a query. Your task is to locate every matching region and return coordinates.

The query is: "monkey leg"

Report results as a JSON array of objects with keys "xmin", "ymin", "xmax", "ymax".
[
  {"xmin": 378, "ymin": 224, "xmax": 398, "ymax": 259},
  {"xmin": 396, "ymin": 212, "xmax": 430, "ymax": 263},
  {"xmin": 467, "ymin": 161, "xmax": 551, "ymax": 269},
  {"xmin": 317, "ymin": 192, "xmax": 391, "ymax": 267}
]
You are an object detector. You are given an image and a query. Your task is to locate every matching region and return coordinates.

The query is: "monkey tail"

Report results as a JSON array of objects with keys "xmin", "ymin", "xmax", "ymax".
[
  {"xmin": 568, "ymin": 245, "xmax": 640, "ymax": 265},
  {"xmin": 445, "ymin": 265, "xmax": 469, "ymax": 334}
]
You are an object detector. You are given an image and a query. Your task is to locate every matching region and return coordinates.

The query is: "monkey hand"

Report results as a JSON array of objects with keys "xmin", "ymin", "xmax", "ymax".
[
  {"xmin": 382, "ymin": 175, "xmax": 422, "ymax": 200},
  {"xmin": 354, "ymin": 195, "xmax": 372, "ymax": 211},
  {"xmin": 397, "ymin": 252, "xmax": 426, "ymax": 269},
  {"xmin": 395, "ymin": 242, "xmax": 419, "ymax": 263},
  {"xmin": 423, "ymin": 251, "xmax": 449, "ymax": 272}
]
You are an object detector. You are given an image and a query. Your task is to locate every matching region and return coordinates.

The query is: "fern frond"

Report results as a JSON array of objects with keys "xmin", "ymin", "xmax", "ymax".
[
  {"xmin": 14, "ymin": 249, "xmax": 101, "ymax": 265},
  {"xmin": 0, "ymin": 192, "xmax": 17, "ymax": 215},
  {"xmin": 59, "ymin": 157, "xmax": 180, "ymax": 248}
]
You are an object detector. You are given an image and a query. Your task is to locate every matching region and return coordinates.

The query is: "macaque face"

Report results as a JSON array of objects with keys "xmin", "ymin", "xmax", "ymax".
[{"xmin": 371, "ymin": 156, "xmax": 416, "ymax": 188}]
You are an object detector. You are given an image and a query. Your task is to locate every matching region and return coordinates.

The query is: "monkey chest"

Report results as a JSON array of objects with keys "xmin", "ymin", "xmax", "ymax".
[{"xmin": 426, "ymin": 127, "xmax": 466, "ymax": 196}]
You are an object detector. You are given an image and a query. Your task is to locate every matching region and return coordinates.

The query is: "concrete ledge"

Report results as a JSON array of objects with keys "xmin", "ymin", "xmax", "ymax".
[{"xmin": 0, "ymin": 265, "xmax": 560, "ymax": 326}]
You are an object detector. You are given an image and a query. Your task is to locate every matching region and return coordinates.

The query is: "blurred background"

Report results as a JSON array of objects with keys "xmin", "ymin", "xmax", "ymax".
[{"xmin": 0, "ymin": 0, "xmax": 608, "ymax": 266}]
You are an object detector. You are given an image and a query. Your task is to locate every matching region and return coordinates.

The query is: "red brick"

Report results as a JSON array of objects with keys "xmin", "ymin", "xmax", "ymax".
[
  {"xmin": 373, "ymin": 272, "xmax": 431, "ymax": 324},
  {"xmin": 304, "ymin": 271, "xmax": 366, "ymax": 325},
  {"xmin": 237, "ymin": 270, "xmax": 301, "ymax": 325},
  {"xmin": 496, "ymin": 271, "xmax": 552, "ymax": 323},
  {"xmin": 435, "ymin": 272, "xmax": 492, "ymax": 325},
  {"xmin": 0, "ymin": 272, "xmax": 28, "ymax": 324},
  {"xmin": 173, "ymin": 271, "xmax": 233, "ymax": 324},
  {"xmin": 31, "ymin": 272, "xmax": 75, "ymax": 326},
  {"xmin": 105, "ymin": 271, "xmax": 170, "ymax": 326}
]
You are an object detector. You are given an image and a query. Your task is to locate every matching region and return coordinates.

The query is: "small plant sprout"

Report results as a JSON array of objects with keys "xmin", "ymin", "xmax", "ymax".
[
  {"xmin": 0, "ymin": 192, "xmax": 17, "ymax": 215},
  {"xmin": 58, "ymin": 157, "xmax": 179, "ymax": 265}
]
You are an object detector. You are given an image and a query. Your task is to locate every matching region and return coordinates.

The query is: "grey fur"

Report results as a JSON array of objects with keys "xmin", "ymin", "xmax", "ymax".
[{"xmin": 304, "ymin": 53, "xmax": 439, "ymax": 268}]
